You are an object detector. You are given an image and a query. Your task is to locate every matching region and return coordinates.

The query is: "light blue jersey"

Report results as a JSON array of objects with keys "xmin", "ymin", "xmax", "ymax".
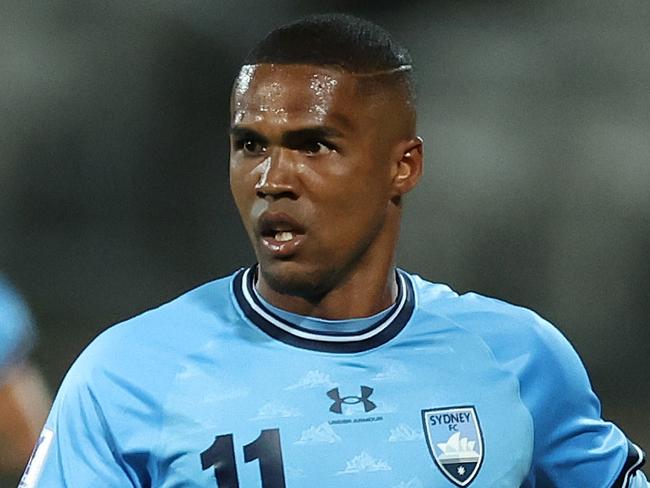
[
  {"xmin": 23, "ymin": 267, "xmax": 647, "ymax": 487},
  {"xmin": 0, "ymin": 275, "xmax": 35, "ymax": 382}
]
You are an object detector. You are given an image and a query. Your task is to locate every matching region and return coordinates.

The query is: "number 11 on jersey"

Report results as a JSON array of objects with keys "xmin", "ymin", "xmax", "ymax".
[{"xmin": 200, "ymin": 428, "xmax": 287, "ymax": 488}]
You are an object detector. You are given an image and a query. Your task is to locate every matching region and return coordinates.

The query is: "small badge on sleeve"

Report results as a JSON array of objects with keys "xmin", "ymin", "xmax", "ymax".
[
  {"xmin": 19, "ymin": 427, "xmax": 54, "ymax": 488},
  {"xmin": 421, "ymin": 406, "xmax": 484, "ymax": 487}
]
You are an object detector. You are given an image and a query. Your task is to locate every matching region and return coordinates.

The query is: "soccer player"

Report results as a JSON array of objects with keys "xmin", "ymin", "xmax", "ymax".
[
  {"xmin": 0, "ymin": 275, "xmax": 50, "ymax": 478},
  {"xmin": 23, "ymin": 14, "xmax": 647, "ymax": 487}
]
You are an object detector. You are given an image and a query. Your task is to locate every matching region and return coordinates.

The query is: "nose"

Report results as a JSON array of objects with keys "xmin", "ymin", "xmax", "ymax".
[{"xmin": 255, "ymin": 148, "xmax": 298, "ymax": 200}]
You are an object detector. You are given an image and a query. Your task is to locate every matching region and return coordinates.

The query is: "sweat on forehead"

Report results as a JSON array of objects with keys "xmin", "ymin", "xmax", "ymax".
[
  {"xmin": 233, "ymin": 65, "xmax": 340, "ymax": 100},
  {"xmin": 230, "ymin": 65, "xmax": 354, "ymax": 124},
  {"xmin": 230, "ymin": 63, "xmax": 416, "ymax": 139}
]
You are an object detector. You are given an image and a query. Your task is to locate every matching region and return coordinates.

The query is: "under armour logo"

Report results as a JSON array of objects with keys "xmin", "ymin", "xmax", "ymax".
[{"xmin": 327, "ymin": 386, "xmax": 377, "ymax": 414}]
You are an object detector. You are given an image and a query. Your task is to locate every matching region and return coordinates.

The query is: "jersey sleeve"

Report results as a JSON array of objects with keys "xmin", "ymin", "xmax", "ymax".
[
  {"xmin": 454, "ymin": 293, "xmax": 647, "ymax": 486},
  {"xmin": 19, "ymin": 348, "xmax": 139, "ymax": 488},
  {"xmin": 628, "ymin": 471, "xmax": 650, "ymax": 488},
  {"xmin": 512, "ymin": 311, "xmax": 647, "ymax": 487},
  {"xmin": 612, "ymin": 441, "xmax": 648, "ymax": 488}
]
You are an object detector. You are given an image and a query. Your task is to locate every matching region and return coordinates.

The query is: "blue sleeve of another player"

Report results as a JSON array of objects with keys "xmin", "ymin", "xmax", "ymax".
[
  {"xmin": 21, "ymin": 350, "xmax": 139, "ymax": 488},
  {"xmin": 0, "ymin": 276, "xmax": 35, "ymax": 377}
]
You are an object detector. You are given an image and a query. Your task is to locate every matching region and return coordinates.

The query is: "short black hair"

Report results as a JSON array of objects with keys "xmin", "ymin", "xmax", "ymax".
[
  {"xmin": 237, "ymin": 13, "xmax": 417, "ymax": 125},
  {"xmin": 244, "ymin": 13, "xmax": 413, "ymax": 76}
]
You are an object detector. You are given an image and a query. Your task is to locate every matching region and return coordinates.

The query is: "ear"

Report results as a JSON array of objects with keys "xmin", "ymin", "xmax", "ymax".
[{"xmin": 391, "ymin": 136, "xmax": 423, "ymax": 196}]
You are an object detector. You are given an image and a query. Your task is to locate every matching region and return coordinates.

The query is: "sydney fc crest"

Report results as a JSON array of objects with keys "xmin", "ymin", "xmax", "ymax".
[{"xmin": 421, "ymin": 406, "xmax": 484, "ymax": 486}]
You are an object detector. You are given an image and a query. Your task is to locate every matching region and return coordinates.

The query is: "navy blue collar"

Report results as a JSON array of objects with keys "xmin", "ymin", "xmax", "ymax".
[{"xmin": 233, "ymin": 266, "xmax": 415, "ymax": 353}]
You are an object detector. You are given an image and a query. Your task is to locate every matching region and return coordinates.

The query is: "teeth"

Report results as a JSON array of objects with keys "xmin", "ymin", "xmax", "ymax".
[{"xmin": 275, "ymin": 231, "xmax": 294, "ymax": 242}]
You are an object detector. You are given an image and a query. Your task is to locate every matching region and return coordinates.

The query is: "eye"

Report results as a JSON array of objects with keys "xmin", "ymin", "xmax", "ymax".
[
  {"xmin": 302, "ymin": 140, "xmax": 335, "ymax": 156},
  {"xmin": 244, "ymin": 139, "xmax": 266, "ymax": 154},
  {"xmin": 235, "ymin": 138, "xmax": 267, "ymax": 156}
]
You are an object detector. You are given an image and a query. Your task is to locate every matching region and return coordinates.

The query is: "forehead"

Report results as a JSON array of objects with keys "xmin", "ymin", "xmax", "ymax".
[{"xmin": 231, "ymin": 64, "xmax": 362, "ymax": 126}]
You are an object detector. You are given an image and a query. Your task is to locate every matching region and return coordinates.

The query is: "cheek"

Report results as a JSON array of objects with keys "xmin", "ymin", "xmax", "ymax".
[
  {"xmin": 320, "ymin": 157, "xmax": 390, "ymax": 206},
  {"xmin": 311, "ymin": 167, "xmax": 390, "ymax": 234},
  {"xmin": 229, "ymin": 163, "xmax": 255, "ymax": 216}
]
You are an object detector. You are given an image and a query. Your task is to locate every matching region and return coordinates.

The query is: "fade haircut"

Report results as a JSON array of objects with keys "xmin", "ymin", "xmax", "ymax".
[{"xmin": 242, "ymin": 13, "xmax": 416, "ymax": 104}]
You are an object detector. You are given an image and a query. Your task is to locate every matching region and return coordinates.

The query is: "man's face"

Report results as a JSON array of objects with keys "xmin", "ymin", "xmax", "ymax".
[{"xmin": 230, "ymin": 64, "xmax": 405, "ymax": 297}]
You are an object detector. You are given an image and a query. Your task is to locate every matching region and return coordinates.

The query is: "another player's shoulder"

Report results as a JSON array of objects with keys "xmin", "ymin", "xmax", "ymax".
[
  {"xmin": 0, "ymin": 274, "xmax": 35, "ymax": 371},
  {"xmin": 0, "ymin": 274, "xmax": 33, "ymax": 333}
]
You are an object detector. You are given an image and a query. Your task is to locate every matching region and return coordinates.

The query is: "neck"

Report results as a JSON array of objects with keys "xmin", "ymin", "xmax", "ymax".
[
  {"xmin": 256, "ymin": 264, "xmax": 397, "ymax": 320},
  {"xmin": 256, "ymin": 219, "xmax": 400, "ymax": 319}
]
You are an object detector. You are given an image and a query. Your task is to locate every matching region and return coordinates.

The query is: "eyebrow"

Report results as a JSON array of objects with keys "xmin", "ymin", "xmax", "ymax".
[
  {"xmin": 230, "ymin": 125, "xmax": 345, "ymax": 141},
  {"xmin": 230, "ymin": 126, "xmax": 266, "ymax": 141}
]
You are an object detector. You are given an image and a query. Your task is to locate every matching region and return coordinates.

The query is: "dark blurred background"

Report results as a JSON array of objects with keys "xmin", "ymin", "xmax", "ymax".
[{"xmin": 1, "ymin": 0, "xmax": 648, "ymax": 483}]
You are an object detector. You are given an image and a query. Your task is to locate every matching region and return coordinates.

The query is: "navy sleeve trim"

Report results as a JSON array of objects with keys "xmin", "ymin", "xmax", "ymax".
[{"xmin": 611, "ymin": 440, "xmax": 646, "ymax": 488}]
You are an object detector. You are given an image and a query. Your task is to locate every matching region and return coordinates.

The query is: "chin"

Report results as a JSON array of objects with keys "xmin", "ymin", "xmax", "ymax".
[{"xmin": 258, "ymin": 260, "xmax": 328, "ymax": 299}]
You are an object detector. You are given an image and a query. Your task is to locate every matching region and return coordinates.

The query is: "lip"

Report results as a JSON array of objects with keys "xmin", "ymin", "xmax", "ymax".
[
  {"xmin": 260, "ymin": 233, "xmax": 306, "ymax": 258},
  {"xmin": 256, "ymin": 212, "xmax": 306, "ymax": 258}
]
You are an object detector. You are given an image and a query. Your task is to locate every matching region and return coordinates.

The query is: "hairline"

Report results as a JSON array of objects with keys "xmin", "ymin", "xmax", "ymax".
[
  {"xmin": 232, "ymin": 62, "xmax": 416, "ymax": 108},
  {"xmin": 235, "ymin": 62, "xmax": 413, "ymax": 79},
  {"xmin": 230, "ymin": 62, "xmax": 417, "ymax": 136}
]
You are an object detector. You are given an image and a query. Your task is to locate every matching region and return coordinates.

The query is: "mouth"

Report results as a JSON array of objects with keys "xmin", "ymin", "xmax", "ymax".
[{"xmin": 256, "ymin": 212, "xmax": 306, "ymax": 258}]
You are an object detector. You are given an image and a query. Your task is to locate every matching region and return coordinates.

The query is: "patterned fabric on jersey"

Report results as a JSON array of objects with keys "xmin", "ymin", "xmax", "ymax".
[{"xmin": 23, "ymin": 267, "xmax": 647, "ymax": 487}]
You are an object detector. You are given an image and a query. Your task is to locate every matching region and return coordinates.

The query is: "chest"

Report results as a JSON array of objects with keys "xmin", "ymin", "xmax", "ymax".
[{"xmin": 144, "ymin": 328, "xmax": 533, "ymax": 487}]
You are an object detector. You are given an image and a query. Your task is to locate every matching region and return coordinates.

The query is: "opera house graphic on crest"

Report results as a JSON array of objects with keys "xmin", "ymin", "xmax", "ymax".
[{"xmin": 421, "ymin": 406, "xmax": 484, "ymax": 486}]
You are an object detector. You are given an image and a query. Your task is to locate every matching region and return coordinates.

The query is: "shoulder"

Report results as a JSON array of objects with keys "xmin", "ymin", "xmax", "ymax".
[
  {"xmin": 38, "ymin": 272, "xmax": 242, "ymax": 485},
  {"xmin": 408, "ymin": 273, "xmax": 641, "ymax": 485},
  {"xmin": 58, "ymin": 271, "xmax": 240, "ymax": 398},
  {"xmin": 92, "ymin": 271, "xmax": 235, "ymax": 347},
  {"xmin": 408, "ymin": 272, "xmax": 586, "ymax": 385}
]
